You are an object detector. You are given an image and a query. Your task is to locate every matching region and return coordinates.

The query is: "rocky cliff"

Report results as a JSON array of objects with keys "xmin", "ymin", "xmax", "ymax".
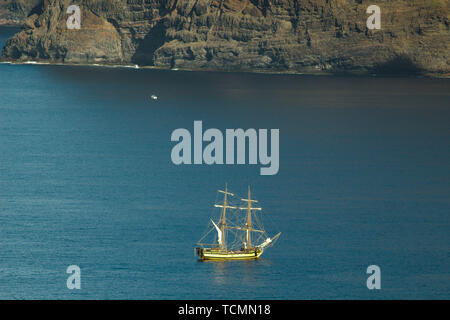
[
  {"xmin": 1, "ymin": 0, "xmax": 449, "ymax": 75},
  {"xmin": 0, "ymin": 0, "xmax": 42, "ymax": 26}
]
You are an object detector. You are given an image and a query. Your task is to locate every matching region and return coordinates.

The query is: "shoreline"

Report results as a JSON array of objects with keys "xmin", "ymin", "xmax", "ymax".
[
  {"xmin": 1, "ymin": 59, "xmax": 449, "ymax": 79},
  {"xmin": 0, "ymin": 21, "xmax": 21, "ymax": 27}
]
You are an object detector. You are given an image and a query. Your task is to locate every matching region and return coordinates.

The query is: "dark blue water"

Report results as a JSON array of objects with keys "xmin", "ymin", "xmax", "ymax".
[{"xmin": 1, "ymin": 27, "xmax": 449, "ymax": 299}]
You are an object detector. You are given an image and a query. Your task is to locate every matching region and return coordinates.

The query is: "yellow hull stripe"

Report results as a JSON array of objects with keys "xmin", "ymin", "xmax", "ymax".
[{"xmin": 201, "ymin": 251, "xmax": 263, "ymax": 260}]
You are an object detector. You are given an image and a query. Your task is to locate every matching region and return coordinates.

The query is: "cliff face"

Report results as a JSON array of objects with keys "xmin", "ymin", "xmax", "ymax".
[
  {"xmin": 0, "ymin": 0, "xmax": 42, "ymax": 26},
  {"xmin": 1, "ymin": 0, "xmax": 449, "ymax": 75}
]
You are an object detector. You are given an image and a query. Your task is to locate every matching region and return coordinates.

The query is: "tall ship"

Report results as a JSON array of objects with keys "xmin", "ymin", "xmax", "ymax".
[{"xmin": 196, "ymin": 185, "xmax": 281, "ymax": 260}]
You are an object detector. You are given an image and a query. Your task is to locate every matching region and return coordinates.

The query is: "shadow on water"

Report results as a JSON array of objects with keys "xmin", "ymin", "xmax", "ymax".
[{"xmin": 198, "ymin": 259, "xmax": 274, "ymax": 286}]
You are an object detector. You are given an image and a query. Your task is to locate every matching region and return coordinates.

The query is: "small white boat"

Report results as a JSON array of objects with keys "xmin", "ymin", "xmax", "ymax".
[{"xmin": 150, "ymin": 94, "xmax": 158, "ymax": 100}]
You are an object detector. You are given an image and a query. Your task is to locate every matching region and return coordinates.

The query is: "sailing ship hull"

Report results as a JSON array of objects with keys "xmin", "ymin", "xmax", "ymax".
[{"xmin": 196, "ymin": 248, "xmax": 263, "ymax": 260}]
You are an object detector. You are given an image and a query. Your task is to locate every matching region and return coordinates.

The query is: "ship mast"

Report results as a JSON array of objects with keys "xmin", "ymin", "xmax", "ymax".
[
  {"xmin": 240, "ymin": 186, "xmax": 261, "ymax": 249},
  {"xmin": 214, "ymin": 184, "xmax": 235, "ymax": 250}
]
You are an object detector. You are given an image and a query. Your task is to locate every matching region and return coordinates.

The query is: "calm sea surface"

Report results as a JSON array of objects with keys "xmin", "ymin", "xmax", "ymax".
[{"xmin": 0, "ymin": 27, "xmax": 449, "ymax": 299}]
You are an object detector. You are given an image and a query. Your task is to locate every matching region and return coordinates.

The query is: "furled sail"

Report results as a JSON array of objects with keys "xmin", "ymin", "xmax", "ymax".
[
  {"xmin": 257, "ymin": 232, "xmax": 281, "ymax": 249},
  {"xmin": 211, "ymin": 219, "xmax": 223, "ymax": 247},
  {"xmin": 257, "ymin": 237, "xmax": 272, "ymax": 249}
]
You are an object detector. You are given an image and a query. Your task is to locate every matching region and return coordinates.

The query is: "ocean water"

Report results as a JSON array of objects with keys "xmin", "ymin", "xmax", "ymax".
[{"xmin": 0, "ymin": 27, "xmax": 449, "ymax": 299}]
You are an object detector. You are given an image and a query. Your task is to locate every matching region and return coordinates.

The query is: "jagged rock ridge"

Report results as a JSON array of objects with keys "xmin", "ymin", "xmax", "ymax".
[{"xmin": 0, "ymin": 0, "xmax": 42, "ymax": 26}]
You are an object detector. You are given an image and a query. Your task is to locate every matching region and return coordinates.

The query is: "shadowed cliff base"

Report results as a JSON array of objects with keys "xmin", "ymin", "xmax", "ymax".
[
  {"xmin": 131, "ymin": 21, "xmax": 167, "ymax": 66},
  {"xmin": 371, "ymin": 55, "xmax": 423, "ymax": 76}
]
